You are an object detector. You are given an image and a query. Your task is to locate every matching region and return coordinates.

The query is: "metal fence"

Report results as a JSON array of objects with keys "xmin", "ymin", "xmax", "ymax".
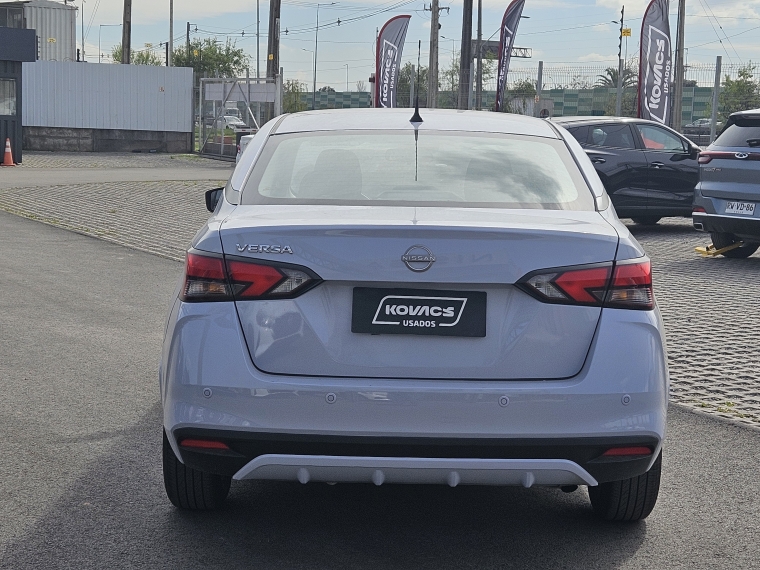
[{"xmin": 198, "ymin": 75, "xmax": 282, "ymax": 159}]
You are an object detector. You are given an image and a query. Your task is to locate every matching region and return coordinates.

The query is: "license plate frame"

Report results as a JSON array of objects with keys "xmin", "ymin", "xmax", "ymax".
[
  {"xmin": 351, "ymin": 288, "xmax": 487, "ymax": 337},
  {"xmin": 725, "ymin": 201, "xmax": 756, "ymax": 216}
]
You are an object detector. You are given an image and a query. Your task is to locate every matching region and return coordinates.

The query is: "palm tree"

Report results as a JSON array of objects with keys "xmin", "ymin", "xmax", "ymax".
[{"xmin": 595, "ymin": 66, "xmax": 637, "ymax": 88}]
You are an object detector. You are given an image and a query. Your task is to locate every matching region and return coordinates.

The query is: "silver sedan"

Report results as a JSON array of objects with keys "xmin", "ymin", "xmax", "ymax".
[{"xmin": 160, "ymin": 108, "xmax": 668, "ymax": 521}]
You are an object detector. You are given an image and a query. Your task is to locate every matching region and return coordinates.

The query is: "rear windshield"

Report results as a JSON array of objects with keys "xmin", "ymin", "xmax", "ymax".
[
  {"xmin": 240, "ymin": 130, "xmax": 594, "ymax": 210},
  {"xmin": 715, "ymin": 118, "xmax": 760, "ymax": 148}
]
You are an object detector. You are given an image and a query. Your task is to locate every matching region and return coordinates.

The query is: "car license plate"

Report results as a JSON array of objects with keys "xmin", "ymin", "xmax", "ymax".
[
  {"xmin": 725, "ymin": 201, "xmax": 755, "ymax": 215},
  {"xmin": 352, "ymin": 288, "xmax": 486, "ymax": 337}
]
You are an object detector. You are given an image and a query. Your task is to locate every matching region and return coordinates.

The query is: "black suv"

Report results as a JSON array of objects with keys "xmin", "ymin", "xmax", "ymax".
[{"xmin": 554, "ymin": 117, "xmax": 701, "ymax": 225}]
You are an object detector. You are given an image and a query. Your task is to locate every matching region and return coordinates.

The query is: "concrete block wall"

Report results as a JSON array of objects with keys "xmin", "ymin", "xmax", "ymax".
[{"xmin": 23, "ymin": 126, "xmax": 192, "ymax": 153}]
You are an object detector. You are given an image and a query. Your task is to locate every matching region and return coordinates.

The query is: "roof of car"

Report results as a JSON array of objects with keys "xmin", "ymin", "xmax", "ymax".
[
  {"xmin": 552, "ymin": 116, "xmax": 647, "ymax": 126},
  {"xmin": 729, "ymin": 108, "xmax": 760, "ymax": 119},
  {"xmin": 273, "ymin": 108, "xmax": 560, "ymax": 138}
]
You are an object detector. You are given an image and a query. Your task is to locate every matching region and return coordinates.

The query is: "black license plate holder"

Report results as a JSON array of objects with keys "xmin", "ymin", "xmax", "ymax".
[{"xmin": 351, "ymin": 287, "xmax": 486, "ymax": 337}]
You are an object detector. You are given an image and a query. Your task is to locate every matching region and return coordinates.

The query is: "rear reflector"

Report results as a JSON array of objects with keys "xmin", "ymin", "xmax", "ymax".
[
  {"xmin": 179, "ymin": 439, "xmax": 230, "ymax": 450},
  {"xmin": 602, "ymin": 446, "xmax": 653, "ymax": 457},
  {"xmin": 518, "ymin": 258, "xmax": 653, "ymax": 310},
  {"xmin": 693, "ymin": 206, "xmax": 707, "ymax": 213},
  {"xmin": 181, "ymin": 251, "xmax": 320, "ymax": 302}
]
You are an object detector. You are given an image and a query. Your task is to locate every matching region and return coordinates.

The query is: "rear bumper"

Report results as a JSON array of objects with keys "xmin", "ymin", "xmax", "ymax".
[
  {"xmin": 692, "ymin": 212, "xmax": 760, "ymax": 242},
  {"xmin": 160, "ymin": 299, "xmax": 668, "ymax": 486},
  {"xmin": 174, "ymin": 428, "xmax": 660, "ymax": 485},
  {"xmin": 693, "ymin": 188, "xmax": 760, "ymax": 241}
]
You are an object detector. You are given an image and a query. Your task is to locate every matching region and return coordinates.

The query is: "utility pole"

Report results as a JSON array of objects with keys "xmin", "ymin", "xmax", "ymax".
[
  {"xmin": 121, "ymin": 0, "xmax": 132, "ymax": 64},
  {"xmin": 266, "ymin": 0, "xmax": 282, "ymax": 79},
  {"xmin": 186, "ymin": 22, "xmax": 190, "ymax": 57},
  {"xmin": 426, "ymin": 0, "xmax": 440, "ymax": 108},
  {"xmin": 615, "ymin": 6, "xmax": 624, "ymax": 116},
  {"xmin": 672, "ymin": 0, "xmax": 686, "ymax": 130},
  {"xmin": 458, "ymin": 0, "xmax": 473, "ymax": 109},
  {"xmin": 168, "ymin": 0, "xmax": 173, "ymax": 66},
  {"xmin": 475, "ymin": 0, "xmax": 482, "ymax": 109}
]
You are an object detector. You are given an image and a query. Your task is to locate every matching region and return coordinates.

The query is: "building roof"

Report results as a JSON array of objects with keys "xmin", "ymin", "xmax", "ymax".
[{"xmin": 0, "ymin": 0, "xmax": 76, "ymax": 9}]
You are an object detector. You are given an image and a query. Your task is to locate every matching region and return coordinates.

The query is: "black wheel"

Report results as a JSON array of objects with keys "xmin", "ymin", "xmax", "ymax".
[
  {"xmin": 631, "ymin": 216, "xmax": 661, "ymax": 226},
  {"xmin": 162, "ymin": 430, "xmax": 231, "ymax": 510},
  {"xmin": 588, "ymin": 452, "xmax": 661, "ymax": 522},
  {"xmin": 710, "ymin": 232, "xmax": 759, "ymax": 259}
]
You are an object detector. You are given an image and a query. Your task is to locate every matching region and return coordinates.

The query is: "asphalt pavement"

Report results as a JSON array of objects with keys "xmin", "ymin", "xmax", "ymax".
[{"xmin": 2, "ymin": 209, "xmax": 760, "ymax": 569}]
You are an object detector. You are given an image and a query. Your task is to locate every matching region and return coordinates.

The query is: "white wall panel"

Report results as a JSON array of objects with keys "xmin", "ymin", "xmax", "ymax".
[{"xmin": 22, "ymin": 61, "xmax": 192, "ymax": 132}]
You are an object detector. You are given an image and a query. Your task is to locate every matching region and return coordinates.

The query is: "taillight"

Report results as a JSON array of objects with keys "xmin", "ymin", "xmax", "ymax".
[
  {"xmin": 606, "ymin": 259, "xmax": 654, "ymax": 310},
  {"xmin": 697, "ymin": 152, "xmax": 713, "ymax": 164},
  {"xmin": 693, "ymin": 206, "xmax": 706, "ymax": 213},
  {"xmin": 181, "ymin": 251, "xmax": 320, "ymax": 302},
  {"xmin": 518, "ymin": 258, "xmax": 653, "ymax": 310},
  {"xmin": 181, "ymin": 253, "xmax": 233, "ymax": 301}
]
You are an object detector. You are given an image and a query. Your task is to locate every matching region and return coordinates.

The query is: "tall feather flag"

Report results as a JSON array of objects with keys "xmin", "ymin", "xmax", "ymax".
[{"xmin": 495, "ymin": 0, "xmax": 525, "ymax": 112}]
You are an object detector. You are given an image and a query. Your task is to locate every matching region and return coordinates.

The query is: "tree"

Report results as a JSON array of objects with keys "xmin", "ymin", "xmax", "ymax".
[
  {"xmin": 397, "ymin": 62, "xmax": 428, "ymax": 107},
  {"xmin": 318, "ymin": 85, "xmax": 336, "ymax": 93},
  {"xmin": 283, "ymin": 79, "xmax": 307, "ymax": 113},
  {"xmin": 718, "ymin": 63, "xmax": 760, "ymax": 122},
  {"xmin": 505, "ymin": 78, "xmax": 537, "ymax": 114},
  {"xmin": 595, "ymin": 66, "xmax": 637, "ymax": 88},
  {"xmin": 355, "ymin": 80, "xmax": 366, "ymax": 92},
  {"xmin": 111, "ymin": 43, "xmax": 163, "ymax": 65},
  {"xmin": 172, "ymin": 38, "xmax": 249, "ymax": 78}
]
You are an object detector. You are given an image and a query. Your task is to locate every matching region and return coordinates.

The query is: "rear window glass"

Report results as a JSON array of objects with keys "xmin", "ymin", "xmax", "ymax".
[
  {"xmin": 714, "ymin": 119, "xmax": 760, "ymax": 148},
  {"xmin": 241, "ymin": 130, "xmax": 594, "ymax": 210}
]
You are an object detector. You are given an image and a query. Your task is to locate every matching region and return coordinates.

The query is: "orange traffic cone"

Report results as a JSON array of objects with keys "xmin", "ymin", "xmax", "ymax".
[{"xmin": 1, "ymin": 138, "xmax": 15, "ymax": 166}]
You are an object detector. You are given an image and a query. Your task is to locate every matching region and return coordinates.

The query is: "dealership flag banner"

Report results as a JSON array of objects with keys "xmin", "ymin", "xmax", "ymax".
[
  {"xmin": 375, "ymin": 15, "xmax": 412, "ymax": 108},
  {"xmin": 637, "ymin": 0, "xmax": 672, "ymax": 124},
  {"xmin": 495, "ymin": 0, "xmax": 525, "ymax": 112}
]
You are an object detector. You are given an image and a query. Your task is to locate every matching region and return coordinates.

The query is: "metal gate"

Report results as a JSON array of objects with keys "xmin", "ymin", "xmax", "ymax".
[{"xmin": 199, "ymin": 75, "xmax": 282, "ymax": 159}]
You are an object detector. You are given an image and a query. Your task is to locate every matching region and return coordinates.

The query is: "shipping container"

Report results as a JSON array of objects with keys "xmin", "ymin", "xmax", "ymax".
[{"xmin": 0, "ymin": 0, "xmax": 76, "ymax": 62}]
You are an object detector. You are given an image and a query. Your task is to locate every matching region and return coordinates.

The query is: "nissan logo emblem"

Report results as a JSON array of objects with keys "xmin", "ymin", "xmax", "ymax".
[{"xmin": 401, "ymin": 245, "xmax": 436, "ymax": 272}]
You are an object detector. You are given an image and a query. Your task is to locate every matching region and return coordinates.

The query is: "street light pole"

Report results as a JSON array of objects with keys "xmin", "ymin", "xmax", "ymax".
[
  {"xmin": 345, "ymin": 63, "xmax": 349, "ymax": 92},
  {"xmin": 312, "ymin": 3, "xmax": 335, "ymax": 110}
]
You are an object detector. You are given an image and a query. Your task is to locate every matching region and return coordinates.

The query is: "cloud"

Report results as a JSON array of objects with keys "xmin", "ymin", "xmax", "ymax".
[{"xmin": 577, "ymin": 52, "xmax": 617, "ymax": 62}]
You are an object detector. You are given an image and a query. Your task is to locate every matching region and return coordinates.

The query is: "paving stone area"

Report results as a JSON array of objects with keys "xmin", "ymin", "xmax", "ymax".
[
  {"xmin": 629, "ymin": 219, "xmax": 760, "ymax": 428},
  {"xmin": 1, "ymin": 155, "xmax": 759, "ymax": 428},
  {"xmin": 18, "ymin": 151, "xmax": 219, "ymax": 170}
]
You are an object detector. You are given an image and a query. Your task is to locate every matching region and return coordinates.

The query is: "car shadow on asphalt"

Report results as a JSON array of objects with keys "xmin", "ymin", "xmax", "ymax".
[{"xmin": 0, "ymin": 403, "xmax": 648, "ymax": 570}]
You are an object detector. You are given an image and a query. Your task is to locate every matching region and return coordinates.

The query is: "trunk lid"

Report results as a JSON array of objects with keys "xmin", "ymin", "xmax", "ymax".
[{"xmin": 219, "ymin": 206, "xmax": 619, "ymax": 380}]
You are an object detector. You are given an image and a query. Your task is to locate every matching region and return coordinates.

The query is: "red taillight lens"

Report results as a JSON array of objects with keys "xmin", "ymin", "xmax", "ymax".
[
  {"xmin": 606, "ymin": 259, "xmax": 653, "ymax": 310},
  {"xmin": 181, "ymin": 252, "xmax": 233, "ymax": 301},
  {"xmin": 520, "ymin": 263, "xmax": 612, "ymax": 306},
  {"xmin": 226, "ymin": 260, "xmax": 286, "ymax": 298},
  {"xmin": 519, "ymin": 258, "xmax": 653, "ymax": 310},
  {"xmin": 179, "ymin": 439, "xmax": 230, "ymax": 450},
  {"xmin": 181, "ymin": 251, "xmax": 319, "ymax": 302},
  {"xmin": 693, "ymin": 205, "xmax": 707, "ymax": 213},
  {"xmin": 697, "ymin": 152, "xmax": 712, "ymax": 164},
  {"xmin": 602, "ymin": 446, "xmax": 652, "ymax": 457}
]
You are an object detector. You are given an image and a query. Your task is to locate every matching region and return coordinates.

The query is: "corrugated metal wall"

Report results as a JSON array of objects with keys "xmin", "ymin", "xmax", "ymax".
[
  {"xmin": 22, "ymin": 61, "xmax": 193, "ymax": 132},
  {"xmin": 23, "ymin": 3, "xmax": 76, "ymax": 62}
]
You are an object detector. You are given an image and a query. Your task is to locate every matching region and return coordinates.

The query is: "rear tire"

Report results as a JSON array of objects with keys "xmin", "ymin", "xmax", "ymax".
[
  {"xmin": 162, "ymin": 430, "xmax": 231, "ymax": 510},
  {"xmin": 588, "ymin": 452, "xmax": 661, "ymax": 522},
  {"xmin": 631, "ymin": 216, "xmax": 661, "ymax": 226},
  {"xmin": 710, "ymin": 232, "xmax": 759, "ymax": 258}
]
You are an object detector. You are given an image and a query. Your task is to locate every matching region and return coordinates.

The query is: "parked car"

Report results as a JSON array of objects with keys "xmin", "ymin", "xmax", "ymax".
[
  {"xmin": 683, "ymin": 117, "xmax": 723, "ymax": 134},
  {"xmin": 215, "ymin": 115, "xmax": 246, "ymax": 130},
  {"xmin": 160, "ymin": 108, "xmax": 667, "ymax": 521},
  {"xmin": 692, "ymin": 108, "xmax": 760, "ymax": 258},
  {"xmin": 554, "ymin": 117, "xmax": 701, "ymax": 225}
]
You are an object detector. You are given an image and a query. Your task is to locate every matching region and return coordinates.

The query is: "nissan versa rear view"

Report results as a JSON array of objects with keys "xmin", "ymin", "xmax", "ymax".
[{"xmin": 159, "ymin": 108, "xmax": 668, "ymax": 522}]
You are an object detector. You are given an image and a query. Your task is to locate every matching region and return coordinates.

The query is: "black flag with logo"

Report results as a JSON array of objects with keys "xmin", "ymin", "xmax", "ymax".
[
  {"xmin": 637, "ymin": 0, "xmax": 672, "ymax": 125},
  {"xmin": 495, "ymin": 0, "xmax": 525, "ymax": 112},
  {"xmin": 375, "ymin": 15, "xmax": 412, "ymax": 108}
]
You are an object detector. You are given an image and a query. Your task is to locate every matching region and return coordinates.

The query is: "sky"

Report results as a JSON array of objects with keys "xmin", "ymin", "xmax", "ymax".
[{"xmin": 75, "ymin": 0, "xmax": 760, "ymax": 89}]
